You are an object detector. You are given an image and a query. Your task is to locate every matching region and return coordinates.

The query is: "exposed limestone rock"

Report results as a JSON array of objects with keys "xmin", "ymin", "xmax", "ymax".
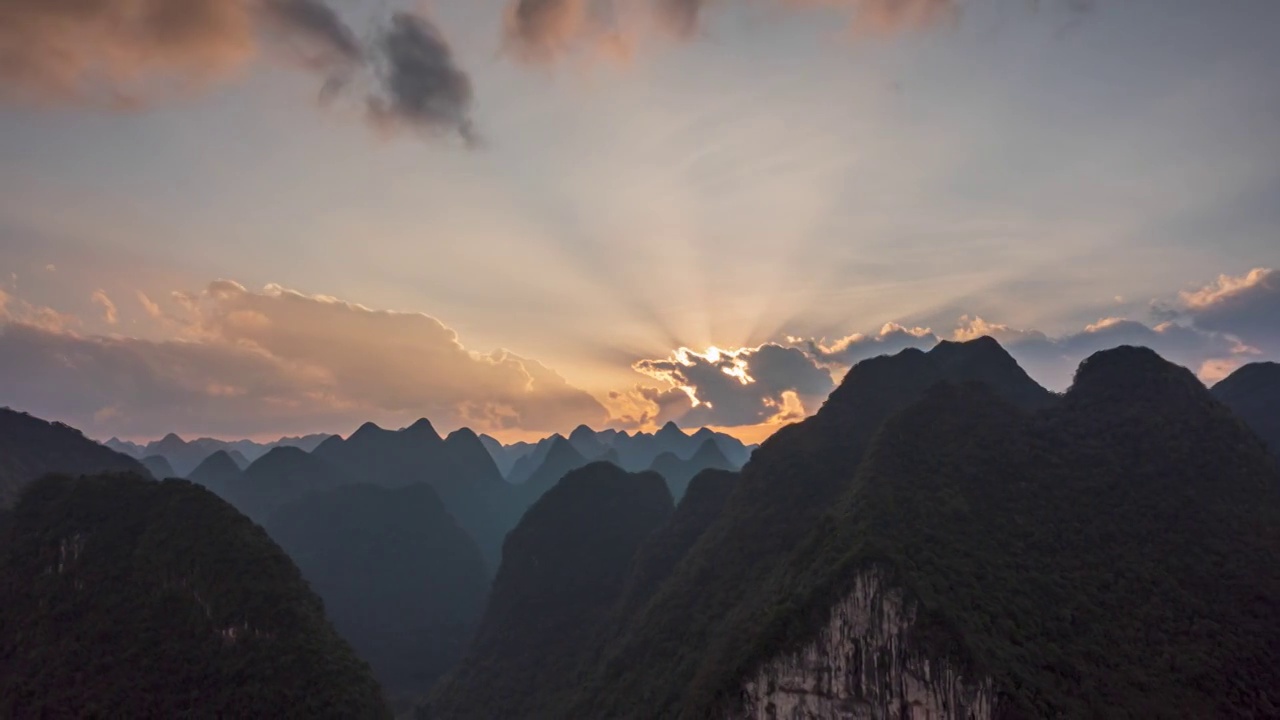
[{"xmin": 735, "ymin": 571, "xmax": 995, "ymax": 720}]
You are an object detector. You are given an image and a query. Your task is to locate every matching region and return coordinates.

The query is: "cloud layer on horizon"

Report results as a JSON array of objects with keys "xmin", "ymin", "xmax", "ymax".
[
  {"xmin": 618, "ymin": 268, "xmax": 1279, "ymax": 429},
  {"xmin": 1, "ymin": 268, "xmax": 1275, "ymax": 441},
  {"xmin": 0, "ymin": 280, "xmax": 606, "ymax": 439}
]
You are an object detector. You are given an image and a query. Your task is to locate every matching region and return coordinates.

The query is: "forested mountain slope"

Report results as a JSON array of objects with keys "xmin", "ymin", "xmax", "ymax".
[
  {"xmin": 424, "ymin": 462, "xmax": 674, "ymax": 720},
  {"xmin": 266, "ymin": 483, "xmax": 490, "ymax": 699},
  {"xmin": 0, "ymin": 474, "xmax": 391, "ymax": 719},
  {"xmin": 0, "ymin": 408, "xmax": 151, "ymax": 509}
]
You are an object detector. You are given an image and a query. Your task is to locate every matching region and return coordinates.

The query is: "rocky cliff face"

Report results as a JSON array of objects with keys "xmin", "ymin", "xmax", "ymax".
[{"xmin": 734, "ymin": 571, "xmax": 995, "ymax": 720}]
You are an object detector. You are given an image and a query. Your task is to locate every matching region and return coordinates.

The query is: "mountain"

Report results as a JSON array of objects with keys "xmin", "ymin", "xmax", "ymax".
[
  {"xmin": 505, "ymin": 434, "xmax": 561, "ymax": 484},
  {"xmin": 479, "ymin": 434, "xmax": 536, "ymax": 477},
  {"xmin": 424, "ymin": 463, "xmax": 674, "ymax": 720},
  {"xmin": 539, "ymin": 344, "xmax": 1279, "ymax": 718},
  {"xmin": 105, "ymin": 437, "xmax": 143, "ymax": 456},
  {"xmin": 648, "ymin": 438, "xmax": 737, "ymax": 500},
  {"xmin": 314, "ymin": 420, "xmax": 517, "ymax": 569},
  {"xmin": 266, "ymin": 483, "xmax": 490, "ymax": 701},
  {"xmin": 112, "ymin": 433, "xmax": 337, "ymax": 470},
  {"xmin": 140, "ymin": 455, "xmax": 176, "ymax": 480},
  {"xmin": 188, "ymin": 450, "xmax": 244, "ymax": 496},
  {"xmin": 225, "ymin": 447, "xmax": 350, "ymax": 521},
  {"xmin": 614, "ymin": 469, "xmax": 737, "ymax": 622},
  {"xmin": 568, "ymin": 424, "xmax": 608, "ymax": 458},
  {"xmin": 1213, "ymin": 361, "xmax": 1280, "ymax": 457},
  {"xmin": 571, "ymin": 338, "xmax": 1055, "ymax": 718},
  {"xmin": 517, "ymin": 435, "xmax": 589, "ymax": 507},
  {"xmin": 0, "ymin": 473, "xmax": 390, "ymax": 718},
  {"xmin": 497, "ymin": 426, "xmax": 753, "ymax": 481},
  {"xmin": 726, "ymin": 347, "xmax": 1280, "ymax": 718},
  {"xmin": 145, "ymin": 433, "xmax": 215, "ymax": 476},
  {"xmin": 0, "ymin": 408, "xmax": 150, "ymax": 509},
  {"xmin": 225, "ymin": 448, "xmax": 251, "ymax": 469}
]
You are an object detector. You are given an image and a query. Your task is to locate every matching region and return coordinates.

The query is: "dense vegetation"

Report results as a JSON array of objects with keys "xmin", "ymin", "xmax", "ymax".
[
  {"xmin": 614, "ymin": 468, "xmax": 738, "ymax": 623},
  {"xmin": 1212, "ymin": 361, "xmax": 1280, "ymax": 458},
  {"xmin": 531, "ymin": 345, "xmax": 1278, "ymax": 718},
  {"xmin": 0, "ymin": 473, "xmax": 391, "ymax": 718},
  {"xmin": 571, "ymin": 338, "xmax": 1056, "ymax": 718},
  {"xmin": 424, "ymin": 462, "xmax": 674, "ymax": 720},
  {"xmin": 0, "ymin": 408, "xmax": 150, "ymax": 508},
  {"xmin": 736, "ymin": 349, "xmax": 1280, "ymax": 717},
  {"xmin": 265, "ymin": 483, "xmax": 490, "ymax": 701}
]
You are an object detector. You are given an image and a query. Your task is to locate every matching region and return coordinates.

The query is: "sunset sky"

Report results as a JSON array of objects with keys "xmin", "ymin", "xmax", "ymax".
[{"xmin": 1, "ymin": 0, "xmax": 1277, "ymax": 443}]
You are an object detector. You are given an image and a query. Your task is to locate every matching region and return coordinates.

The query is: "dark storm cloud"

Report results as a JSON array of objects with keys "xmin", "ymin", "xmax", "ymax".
[
  {"xmin": 0, "ymin": 0, "xmax": 478, "ymax": 145},
  {"xmin": 632, "ymin": 343, "xmax": 835, "ymax": 427},
  {"xmin": 367, "ymin": 13, "xmax": 478, "ymax": 144}
]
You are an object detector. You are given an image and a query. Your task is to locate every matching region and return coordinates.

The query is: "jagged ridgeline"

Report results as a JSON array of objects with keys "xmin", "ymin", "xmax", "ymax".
[
  {"xmin": 442, "ymin": 340, "xmax": 1279, "ymax": 719},
  {"xmin": 0, "ymin": 474, "xmax": 391, "ymax": 719}
]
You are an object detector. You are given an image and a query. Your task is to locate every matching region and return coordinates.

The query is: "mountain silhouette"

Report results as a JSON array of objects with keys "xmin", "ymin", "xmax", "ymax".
[
  {"xmin": 568, "ymin": 424, "xmax": 608, "ymax": 458},
  {"xmin": 314, "ymin": 419, "xmax": 517, "ymax": 569},
  {"xmin": 648, "ymin": 438, "xmax": 736, "ymax": 500},
  {"xmin": 0, "ymin": 473, "xmax": 390, "ymax": 718},
  {"xmin": 615, "ymin": 468, "xmax": 737, "ymax": 622},
  {"xmin": 140, "ymin": 454, "xmax": 176, "ymax": 480},
  {"xmin": 225, "ymin": 446, "xmax": 350, "ymax": 521},
  {"xmin": 1212, "ymin": 361, "xmax": 1280, "ymax": 457},
  {"xmin": 266, "ymin": 483, "xmax": 490, "ymax": 700},
  {"xmin": 188, "ymin": 450, "xmax": 245, "ymax": 496},
  {"xmin": 0, "ymin": 408, "xmax": 150, "ymax": 509},
  {"xmin": 517, "ymin": 436, "xmax": 589, "ymax": 508},
  {"xmin": 558, "ymin": 337, "xmax": 1058, "ymax": 717},
  {"xmin": 112, "ymin": 433, "xmax": 336, "ymax": 474},
  {"xmin": 551, "ymin": 343, "xmax": 1279, "ymax": 718},
  {"xmin": 424, "ymin": 462, "xmax": 674, "ymax": 720}
]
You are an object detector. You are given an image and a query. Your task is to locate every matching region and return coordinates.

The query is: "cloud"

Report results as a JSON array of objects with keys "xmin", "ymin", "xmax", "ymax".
[
  {"xmin": 653, "ymin": 0, "xmax": 709, "ymax": 39},
  {"xmin": 366, "ymin": 13, "xmax": 478, "ymax": 144},
  {"xmin": 630, "ymin": 343, "xmax": 835, "ymax": 427},
  {"xmin": 980, "ymin": 317, "xmax": 1251, "ymax": 390},
  {"xmin": 0, "ymin": 0, "xmax": 257, "ymax": 105},
  {"xmin": 136, "ymin": 292, "xmax": 163, "ymax": 319},
  {"xmin": 795, "ymin": 322, "xmax": 939, "ymax": 367},
  {"xmin": 841, "ymin": 0, "xmax": 959, "ymax": 37},
  {"xmin": 90, "ymin": 290, "xmax": 118, "ymax": 325},
  {"xmin": 0, "ymin": 281, "xmax": 606, "ymax": 438},
  {"xmin": 0, "ymin": 0, "xmax": 477, "ymax": 144},
  {"xmin": 504, "ymin": 0, "xmax": 592, "ymax": 63},
  {"xmin": 1178, "ymin": 268, "xmax": 1279, "ymax": 355}
]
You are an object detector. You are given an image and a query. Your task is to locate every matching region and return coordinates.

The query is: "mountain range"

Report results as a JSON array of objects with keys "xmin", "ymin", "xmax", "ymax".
[
  {"xmin": 3, "ymin": 337, "xmax": 1278, "ymax": 719},
  {"xmin": 418, "ymin": 341, "xmax": 1280, "ymax": 719}
]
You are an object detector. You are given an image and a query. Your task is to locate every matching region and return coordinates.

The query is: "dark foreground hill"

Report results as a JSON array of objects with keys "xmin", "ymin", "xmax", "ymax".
[
  {"xmin": 0, "ymin": 473, "xmax": 391, "ymax": 719},
  {"xmin": 266, "ymin": 483, "xmax": 490, "ymax": 699},
  {"xmin": 424, "ymin": 463, "xmax": 674, "ymax": 720},
  {"xmin": 726, "ymin": 349, "xmax": 1280, "ymax": 718},
  {"xmin": 0, "ymin": 408, "xmax": 150, "ymax": 509},
  {"xmin": 573, "ymin": 338, "xmax": 1056, "ymax": 718},
  {"xmin": 1213, "ymin": 361, "xmax": 1280, "ymax": 458}
]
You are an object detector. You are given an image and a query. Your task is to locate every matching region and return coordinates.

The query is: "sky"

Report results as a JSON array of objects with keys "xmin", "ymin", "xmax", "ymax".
[{"xmin": 0, "ymin": 0, "xmax": 1277, "ymax": 444}]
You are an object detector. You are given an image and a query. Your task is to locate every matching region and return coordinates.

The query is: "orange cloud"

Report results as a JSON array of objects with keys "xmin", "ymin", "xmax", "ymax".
[
  {"xmin": 0, "ymin": 0, "xmax": 257, "ymax": 106},
  {"xmin": 0, "ymin": 280, "xmax": 608, "ymax": 438}
]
